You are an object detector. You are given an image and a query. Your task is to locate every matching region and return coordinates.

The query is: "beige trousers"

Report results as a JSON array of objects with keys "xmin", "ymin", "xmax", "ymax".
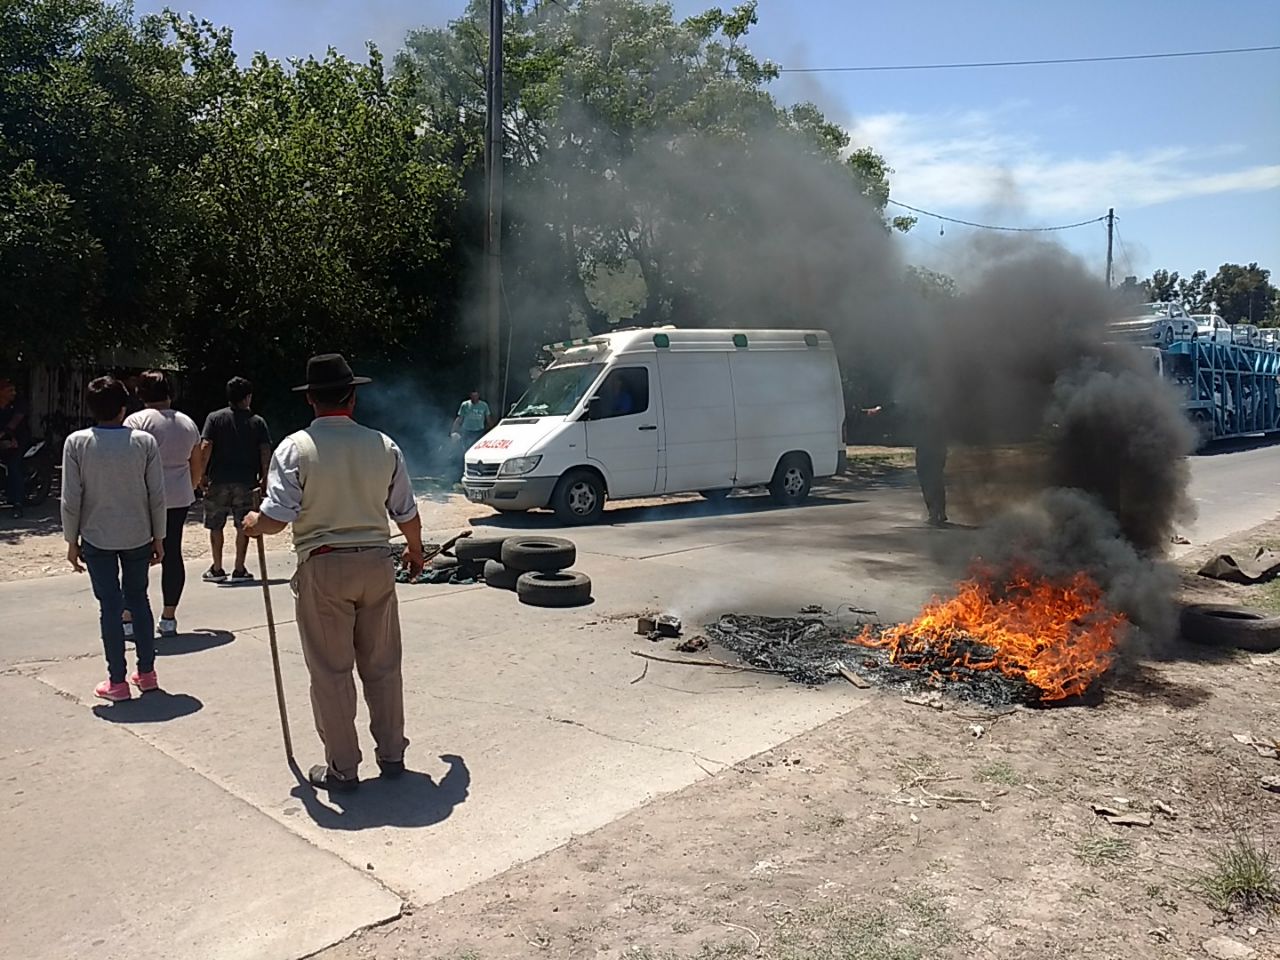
[{"xmin": 293, "ymin": 548, "xmax": 408, "ymax": 780}]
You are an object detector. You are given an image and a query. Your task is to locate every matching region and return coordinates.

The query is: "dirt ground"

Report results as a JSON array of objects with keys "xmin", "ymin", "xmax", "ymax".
[{"xmin": 317, "ymin": 518, "xmax": 1280, "ymax": 960}]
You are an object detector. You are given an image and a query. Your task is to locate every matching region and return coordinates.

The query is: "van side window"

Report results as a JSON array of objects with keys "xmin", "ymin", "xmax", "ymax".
[{"xmin": 595, "ymin": 368, "xmax": 649, "ymax": 419}]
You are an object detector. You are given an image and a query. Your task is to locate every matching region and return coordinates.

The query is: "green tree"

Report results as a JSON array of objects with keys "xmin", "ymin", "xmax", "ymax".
[
  {"xmin": 0, "ymin": 0, "xmax": 204, "ymax": 363},
  {"xmin": 1176, "ymin": 269, "xmax": 1209, "ymax": 313},
  {"xmin": 170, "ymin": 23, "xmax": 465, "ymax": 407},
  {"xmin": 1141, "ymin": 268, "xmax": 1179, "ymax": 303},
  {"xmin": 1205, "ymin": 262, "xmax": 1277, "ymax": 326}
]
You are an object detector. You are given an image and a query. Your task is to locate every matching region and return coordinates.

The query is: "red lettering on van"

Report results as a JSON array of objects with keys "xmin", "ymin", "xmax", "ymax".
[{"xmin": 474, "ymin": 438, "xmax": 513, "ymax": 450}]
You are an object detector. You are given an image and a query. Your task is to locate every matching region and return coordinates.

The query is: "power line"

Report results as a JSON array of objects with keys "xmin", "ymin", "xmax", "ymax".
[
  {"xmin": 775, "ymin": 44, "xmax": 1280, "ymax": 74},
  {"xmin": 887, "ymin": 199, "xmax": 1107, "ymax": 233}
]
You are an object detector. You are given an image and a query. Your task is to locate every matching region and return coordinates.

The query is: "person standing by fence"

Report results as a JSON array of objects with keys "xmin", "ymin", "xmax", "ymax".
[
  {"xmin": 62, "ymin": 376, "xmax": 166, "ymax": 701},
  {"xmin": 124, "ymin": 371, "xmax": 202, "ymax": 636}
]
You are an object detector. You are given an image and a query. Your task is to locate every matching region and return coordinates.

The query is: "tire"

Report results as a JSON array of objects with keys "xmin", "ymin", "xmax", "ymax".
[
  {"xmin": 1180, "ymin": 604, "xmax": 1280, "ymax": 653},
  {"xmin": 1162, "ymin": 326, "xmax": 1174, "ymax": 346},
  {"xmin": 551, "ymin": 469, "xmax": 605, "ymax": 525},
  {"xmin": 700, "ymin": 489, "xmax": 732, "ymax": 502},
  {"xmin": 769, "ymin": 453, "xmax": 813, "ymax": 506},
  {"xmin": 516, "ymin": 570, "xmax": 593, "ymax": 608},
  {"xmin": 430, "ymin": 553, "xmax": 460, "ymax": 571},
  {"xmin": 501, "ymin": 536, "xmax": 577, "ymax": 573},
  {"xmin": 455, "ymin": 537, "xmax": 507, "ymax": 564},
  {"xmin": 483, "ymin": 559, "xmax": 519, "ymax": 590}
]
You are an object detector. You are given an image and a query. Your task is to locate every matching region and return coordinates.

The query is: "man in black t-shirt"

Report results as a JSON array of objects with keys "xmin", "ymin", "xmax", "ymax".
[
  {"xmin": 0, "ymin": 378, "xmax": 31, "ymax": 517},
  {"xmin": 198, "ymin": 376, "xmax": 271, "ymax": 582}
]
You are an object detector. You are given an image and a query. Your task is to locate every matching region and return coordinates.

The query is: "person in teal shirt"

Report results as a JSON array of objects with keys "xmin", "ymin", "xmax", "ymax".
[{"xmin": 451, "ymin": 390, "xmax": 494, "ymax": 482}]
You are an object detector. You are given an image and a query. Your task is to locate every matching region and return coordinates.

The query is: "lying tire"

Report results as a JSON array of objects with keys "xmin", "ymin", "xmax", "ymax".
[
  {"xmin": 516, "ymin": 570, "xmax": 593, "ymax": 608},
  {"xmin": 501, "ymin": 536, "xmax": 576, "ymax": 573},
  {"xmin": 483, "ymin": 559, "xmax": 519, "ymax": 590},
  {"xmin": 455, "ymin": 537, "xmax": 507, "ymax": 564},
  {"xmin": 430, "ymin": 553, "xmax": 460, "ymax": 571},
  {"xmin": 1180, "ymin": 604, "xmax": 1280, "ymax": 653}
]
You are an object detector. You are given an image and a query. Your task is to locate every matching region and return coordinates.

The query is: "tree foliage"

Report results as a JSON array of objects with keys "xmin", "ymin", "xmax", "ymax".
[{"xmin": 1134, "ymin": 263, "xmax": 1278, "ymax": 326}]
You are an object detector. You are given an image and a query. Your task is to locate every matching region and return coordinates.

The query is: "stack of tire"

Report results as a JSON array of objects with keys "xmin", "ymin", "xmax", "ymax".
[{"xmin": 475, "ymin": 536, "xmax": 592, "ymax": 608}]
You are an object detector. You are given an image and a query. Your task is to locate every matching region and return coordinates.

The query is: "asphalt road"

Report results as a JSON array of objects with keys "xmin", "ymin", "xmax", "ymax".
[
  {"xmin": 2, "ymin": 441, "xmax": 1276, "ymax": 960},
  {"xmin": 1181, "ymin": 440, "xmax": 1280, "ymax": 550}
]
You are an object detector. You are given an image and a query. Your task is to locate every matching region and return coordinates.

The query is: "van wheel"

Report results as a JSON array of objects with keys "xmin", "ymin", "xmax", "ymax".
[
  {"xmin": 769, "ymin": 454, "xmax": 812, "ymax": 506},
  {"xmin": 551, "ymin": 470, "xmax": 605, "ymax": 525}
]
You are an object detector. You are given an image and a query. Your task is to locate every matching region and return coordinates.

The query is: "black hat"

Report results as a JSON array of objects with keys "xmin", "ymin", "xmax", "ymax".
[{"xmin": 293, "ymin": 354, "xmax": 372, "ymax": 392}]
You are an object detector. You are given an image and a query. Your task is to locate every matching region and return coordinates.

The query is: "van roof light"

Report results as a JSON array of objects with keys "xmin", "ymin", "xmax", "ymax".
[
  {"xmin": 803, "ymin": 334, "xmax": 819, "ymax": 347},
  {"xmin": 653, "ymin": 333, "xmax": 670, "ymax": 348},
  {"xmin": 732, "ymin": 334, "xmax": 748, "ymax": 347}
]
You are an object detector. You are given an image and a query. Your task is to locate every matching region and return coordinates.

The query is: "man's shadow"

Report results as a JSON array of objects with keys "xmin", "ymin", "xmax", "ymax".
[{"xmin": 289, "ymin": 754, "xmax": 470, "ymax": 831}]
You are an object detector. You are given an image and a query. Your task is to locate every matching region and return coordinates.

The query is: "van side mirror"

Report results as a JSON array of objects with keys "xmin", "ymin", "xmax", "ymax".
[{"xmin": 583, "ymin": 396, "xmax": 602, "ymax": 421}]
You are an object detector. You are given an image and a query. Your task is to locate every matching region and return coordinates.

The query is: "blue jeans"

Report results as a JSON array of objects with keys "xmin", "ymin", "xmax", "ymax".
[{"xmin": 83, "ymin": 541, "xmax": 155, "ymax": 684}]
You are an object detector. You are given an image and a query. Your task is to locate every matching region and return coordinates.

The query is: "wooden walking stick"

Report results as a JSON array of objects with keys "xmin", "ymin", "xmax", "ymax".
[{"xmin": 256, "ymin": 537, "xmax": 294, "ymax": 761}]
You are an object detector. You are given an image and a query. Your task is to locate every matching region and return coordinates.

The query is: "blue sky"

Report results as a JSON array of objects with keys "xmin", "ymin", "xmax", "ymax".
[{"xmin": 140, "ymin": 0, "xmax": 1280, "ymax": 283}]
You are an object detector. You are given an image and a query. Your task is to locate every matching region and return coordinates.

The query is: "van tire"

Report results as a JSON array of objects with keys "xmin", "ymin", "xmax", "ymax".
[
  {"xmin": 516, "ymin": 570, "xmax": 593, "ymax": 608},
  {"xmin": 455, "ymin": 537, "xmax": 507, "ymax": 564},
  {"xmin": 483, "ymin": 559, "xmax": 519, "ymax": 590},
  {"xmin": 769, "ymin": 454, "xmax": 813, "ymax": 506},
  {"xmin": 501, "ymin": 536, "xmax": 577, "ymax": 573},
  {"xmin": 551, "ymin": 470, "xmax": 605, "ymax": 524}
]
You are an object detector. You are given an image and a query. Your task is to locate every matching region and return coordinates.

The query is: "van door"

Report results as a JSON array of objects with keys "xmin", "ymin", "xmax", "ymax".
[
  {"xmin": 584, "ymin": 363, "xmax": 660, "ymax": 498},
  {"xmin": 655, "ymin": 352, "xmax": 736, "ymax": 492}
]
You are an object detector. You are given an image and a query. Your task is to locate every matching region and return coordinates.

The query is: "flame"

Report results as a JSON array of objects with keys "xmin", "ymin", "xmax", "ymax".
[{"xmin": 852, "ymin": 569, "xmax": 1125, "ymax": 701}]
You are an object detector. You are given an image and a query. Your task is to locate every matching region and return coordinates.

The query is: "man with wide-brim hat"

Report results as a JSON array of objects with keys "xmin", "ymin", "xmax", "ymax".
[{"xmin": 243, "ymin": 353, "xmax": 426, "ymax": 792}]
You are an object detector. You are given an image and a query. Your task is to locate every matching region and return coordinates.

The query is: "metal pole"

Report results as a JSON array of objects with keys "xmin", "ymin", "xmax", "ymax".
[
  {"xmin": 485, "ymin": 0, "xmax": 504, "ymax": 405},
  {"xmin": 256, "ymin": 537, "xmax": 294, "ymax": 762},
  {"xmin": 1104, "ymin": 207, "xmax": 1114, "ymax": 288}
]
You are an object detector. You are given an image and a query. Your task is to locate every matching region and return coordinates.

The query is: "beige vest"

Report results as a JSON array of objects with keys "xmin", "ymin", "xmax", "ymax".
[{"xmin": 289, "ymin": 418, "xmax": 396, "ymax": 558}]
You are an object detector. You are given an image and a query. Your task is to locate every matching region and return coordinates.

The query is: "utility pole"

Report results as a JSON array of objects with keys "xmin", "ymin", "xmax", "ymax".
[
  {"xmin": 484, "ymin": 0, "xmax": 504, "ymax": 405},
  {"xmin": 1104, "ymin": 207, "xmax": 1114, "ymax": 288}
]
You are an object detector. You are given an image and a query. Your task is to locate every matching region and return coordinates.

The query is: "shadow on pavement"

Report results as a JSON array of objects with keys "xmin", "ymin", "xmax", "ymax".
[
  {"xmin": 92, "ymin": 690, "xmax": 204, "ymax": 723},
  {"xmin": 215, "ymin": 578, "xmax": 290, "ymax": 589},
  {"xmin": 154, "ymin": 629, "xmax": 235, "ymax": 656},
  {"xmin": 290, "ymin": 754, "xmax": 470, "ymax": 831},
  {"xmin": 470, "ymin": 494, "xmax": 859, "ymax": 530},
  {"xmin": 1193, "ymin": 435, "xmax": 1280, "ymax": 457}
]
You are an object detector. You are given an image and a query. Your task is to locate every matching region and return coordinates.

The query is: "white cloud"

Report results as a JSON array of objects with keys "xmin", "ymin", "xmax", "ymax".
[{"xmin": 848, "ymin": 109, "xmax": 1280, "ymax": 218}]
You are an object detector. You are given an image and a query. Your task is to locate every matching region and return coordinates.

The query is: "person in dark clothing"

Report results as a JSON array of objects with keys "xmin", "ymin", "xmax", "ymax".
[
  {"xmin": 862, "ymin": 403, "xmax": 949, "ymax": 527},
  {"xmin": 0, "ymin": 378, "xmax": 31, "ymax": 517},
  {"xmin": 198, "ymin": 376, "xmax": 271, "ymax": 582}
]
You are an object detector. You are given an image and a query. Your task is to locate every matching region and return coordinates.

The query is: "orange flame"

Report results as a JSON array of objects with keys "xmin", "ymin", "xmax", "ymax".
[{"xmin": 851, "ymin": 569, "xmax": 1125, "ymax": 701}]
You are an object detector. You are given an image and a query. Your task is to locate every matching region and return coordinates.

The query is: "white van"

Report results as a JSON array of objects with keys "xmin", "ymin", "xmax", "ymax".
[{"xmin": 462, "ymin": 327, "xmax": 846, "ymax": 523}]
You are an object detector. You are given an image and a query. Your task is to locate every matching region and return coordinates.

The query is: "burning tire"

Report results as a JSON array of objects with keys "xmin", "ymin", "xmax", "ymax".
[
  {"xmin": 430, "ymin": 554, "xmax": 460, "ymax": 571},
  {"xmin": 769, "ymin": 453, "xmax": 813, "ymax": 506},
  {"xmin": 1180, "ymin": 604, "xmax": 1280, "ymax": 653},
  {"xmin": 483, "ymin": 559, "xmax": 519, "ymax": 590},
  {"xmin": 455, "ymin": 537, "xmax": 507, "ymax": 564},
  {"xmin": 516, "ymin": 570, "xmax": 592, "ymax": 607},
  {"xmin": 501, "ymin": 536, "xmax": 577, "ymax": 573}
]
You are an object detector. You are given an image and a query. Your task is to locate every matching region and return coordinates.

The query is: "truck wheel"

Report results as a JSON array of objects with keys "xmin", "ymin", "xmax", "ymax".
[
  {"xmin": 516, "ymin": 570, "xmax": 593, "ymax": 607},
  {"xmin": 769, "ymin": 454, "xmax": 813, "ymax": 506},
  {"xmin": 551, "ymin": 470, "xmax": 605, "ymax": 524},
  {"xmin": 483, "ymin": 559, "xmax": 519, "ymax": 590},
  {"xmin": 1181, "ymin": 604, "xmax": 1280, "ymax": 653},
  {"xmin": 501, "ymin": 536, "xmax": 577, "ymax": 573},
  {"xmin": 455, "ymin": 537, "xmax": 508, "ymax": 564},
  {"xmin": 1190, "ymin": 411, "xmax": 1213, "ymax": 451}
]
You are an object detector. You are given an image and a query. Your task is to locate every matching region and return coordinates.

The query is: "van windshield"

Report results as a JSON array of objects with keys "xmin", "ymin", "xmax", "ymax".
[{"xmin": 508, "ymin": 363, "xmax": 603, "ymax": 418}]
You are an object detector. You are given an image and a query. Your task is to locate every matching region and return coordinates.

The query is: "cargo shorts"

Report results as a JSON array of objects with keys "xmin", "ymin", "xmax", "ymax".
[{"xmin": 203, "ymin": 482, "xmax": 256, "ymax": 530}]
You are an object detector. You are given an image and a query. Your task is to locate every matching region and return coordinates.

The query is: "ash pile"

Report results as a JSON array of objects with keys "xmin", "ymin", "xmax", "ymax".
[{"xmin": 704, "ymin": 610, "xmax": 1041, "ymax": 706}]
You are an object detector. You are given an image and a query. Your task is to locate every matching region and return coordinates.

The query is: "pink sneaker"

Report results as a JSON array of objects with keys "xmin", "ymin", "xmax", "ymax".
[
  {"xmin": 130, "ymin": 671, "xmax": 159, "ymax": 693},
  {"xmin": 94, "ymin": 680, "xmax": 131, "ymax": 702}
]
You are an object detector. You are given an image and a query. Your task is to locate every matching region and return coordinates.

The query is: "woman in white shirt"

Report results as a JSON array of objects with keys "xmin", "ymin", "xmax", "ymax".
[{"xmin": 123, "ymin": 371, "xmax": 203, "ymax": 636}]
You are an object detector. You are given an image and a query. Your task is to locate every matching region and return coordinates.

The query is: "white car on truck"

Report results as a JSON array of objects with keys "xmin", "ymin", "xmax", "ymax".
[{"xmin": 462, "ymin": 327, "xmax": 846, "ymax": 523}]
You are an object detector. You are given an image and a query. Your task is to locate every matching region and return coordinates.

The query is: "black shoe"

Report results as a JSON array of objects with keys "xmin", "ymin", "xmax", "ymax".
[
  {"xmin": 308, "ymin": 763, "xmax": 359, "ymax": 793},
  {"xmin": 202, "ymin": 567, "xmax": 227, "ymax": 582},
  {"xmin": 227, "ymin": 568, "xmax": 255, "ymax": 584},
  {"xmin": 377, "ymin": 758, "xmax": 406, "ymax": 780}
]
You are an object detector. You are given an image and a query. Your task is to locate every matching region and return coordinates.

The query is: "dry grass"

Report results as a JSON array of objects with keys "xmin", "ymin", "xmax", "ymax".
[{"xmin": 1074, "ymin": 834, "xmax": 1134, "ymax": 867}]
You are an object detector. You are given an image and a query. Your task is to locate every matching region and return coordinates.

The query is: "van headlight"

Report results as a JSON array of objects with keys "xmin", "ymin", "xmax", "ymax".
[{"xmin": 498, "ymin": 456, "xmax": 542, "ymax": 477}]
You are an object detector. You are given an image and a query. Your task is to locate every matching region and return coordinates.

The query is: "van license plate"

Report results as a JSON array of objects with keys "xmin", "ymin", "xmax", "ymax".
[{"xmin": 466, "ymin": 488, "xmax": 489, "ymax": 503}]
